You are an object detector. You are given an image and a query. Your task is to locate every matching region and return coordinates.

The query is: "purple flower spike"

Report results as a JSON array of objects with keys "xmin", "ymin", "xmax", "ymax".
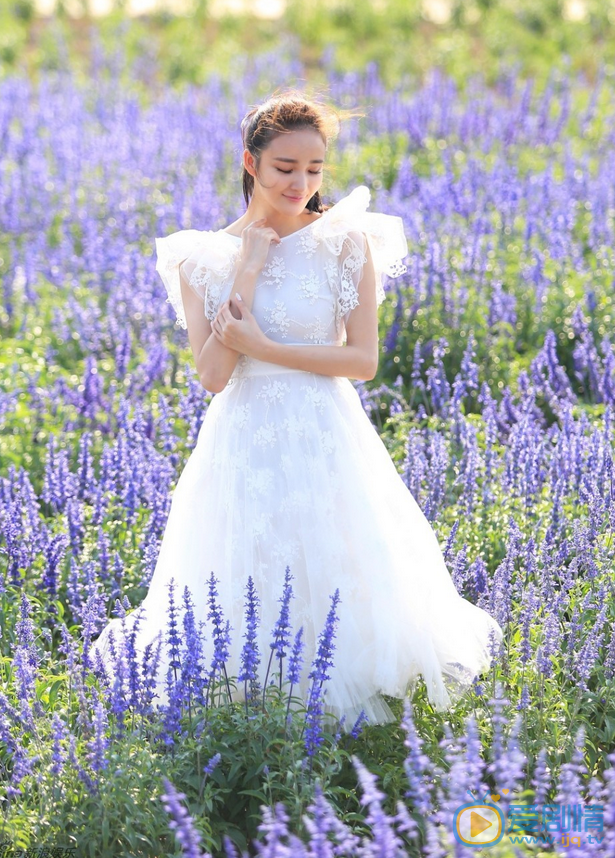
[
  {"xmin": 160, "ymin": 777, "xmax": 211, "ymax": 858},
  {"xmin": 238, "ymin": 576, "xmax": 261, "ymax": 707}
]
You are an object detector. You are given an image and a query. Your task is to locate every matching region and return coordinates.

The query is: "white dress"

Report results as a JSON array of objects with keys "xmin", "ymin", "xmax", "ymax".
[{"xmin": 91, "ymin": 185, "xmax": 503, "ymax": 726}]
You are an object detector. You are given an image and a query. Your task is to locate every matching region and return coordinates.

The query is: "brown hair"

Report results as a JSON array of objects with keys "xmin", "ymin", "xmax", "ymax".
[{"xmin": 240, "ymin": 90, "xmax": 346, "ymax": 213}]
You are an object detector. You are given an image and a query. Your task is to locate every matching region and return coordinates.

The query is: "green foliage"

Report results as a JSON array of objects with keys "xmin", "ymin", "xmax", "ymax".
[{"xmin": 2, "ymin": 0, "xmax": 615, "ymax": 92}]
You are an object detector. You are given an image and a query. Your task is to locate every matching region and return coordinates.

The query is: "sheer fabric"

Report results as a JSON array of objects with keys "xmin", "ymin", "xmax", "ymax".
[{"xmin": 93, "ymin": 186, "xmax": 503, "ymax": 726}]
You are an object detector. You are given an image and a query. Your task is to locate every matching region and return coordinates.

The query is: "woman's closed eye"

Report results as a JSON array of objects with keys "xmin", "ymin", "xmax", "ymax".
[{"xmin": 276, "ymin": 168, "xmax": 322, "ymax": 175}]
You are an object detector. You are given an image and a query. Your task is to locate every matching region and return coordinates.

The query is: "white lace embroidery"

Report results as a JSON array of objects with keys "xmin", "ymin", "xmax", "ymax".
[
  {"xmin": 296, "ymin": 231, "xmax": 320, "ymax": 257},
  {"xmin": 246, "ymin": 469, "xmax": 274, "ymax": 498},
  {"xmin": 297, "ymin": 270, "xmax": 322, "ymax": 304},
  {"xmin": 256, "ymin": 380, "xmax": 291, "ymax": 403},
  {"xmin": 302, "ymin": 385, "xmax": 328, "ymax": 413},
  {"xmin": 263, "ymin": 300, "xmax": 291, "ymax": 338},
  {"xmin": 253, "ymin": 423, "xmax": 277, "ymax": 447},
  {"xmin": 155, "ymin": 185, "xmax": 408, "ymax": 340},
  {"xmin": 261, "ymin": 256, "xmax": 287, "ymax": 288}
]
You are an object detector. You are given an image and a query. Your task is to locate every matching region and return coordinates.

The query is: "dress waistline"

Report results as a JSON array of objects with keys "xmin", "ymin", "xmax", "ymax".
[{"xmin": 227, "ymin": 355, "xmax": 314, "ymax": 383}]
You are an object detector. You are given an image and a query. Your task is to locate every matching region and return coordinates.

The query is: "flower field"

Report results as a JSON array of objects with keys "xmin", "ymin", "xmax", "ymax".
[{"xmin": 1, "ymin": 10, "xmax": 615, "ymax": 858}]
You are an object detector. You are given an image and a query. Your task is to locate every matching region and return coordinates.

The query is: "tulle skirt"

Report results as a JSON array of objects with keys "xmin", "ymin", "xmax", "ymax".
[{"xmin": 91, "ymin": 358, "xmax": 503, "ymax": 727}]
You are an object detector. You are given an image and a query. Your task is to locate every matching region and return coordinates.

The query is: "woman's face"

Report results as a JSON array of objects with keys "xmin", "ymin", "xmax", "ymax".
[{"xmin": 246, "ymin": 127, "xmax": 326, "ymax": 213}]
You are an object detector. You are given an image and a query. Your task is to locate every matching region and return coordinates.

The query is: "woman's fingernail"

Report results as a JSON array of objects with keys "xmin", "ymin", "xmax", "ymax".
[{"xmin": 235, "ymin": 292, "xmax": 242, "ymax": 301}]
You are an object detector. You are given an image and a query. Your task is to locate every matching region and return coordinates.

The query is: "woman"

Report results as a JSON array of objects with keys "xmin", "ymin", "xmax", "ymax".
[{"xmin": 92, "ymin": 91, "xmax": 503, "ymax": 726}]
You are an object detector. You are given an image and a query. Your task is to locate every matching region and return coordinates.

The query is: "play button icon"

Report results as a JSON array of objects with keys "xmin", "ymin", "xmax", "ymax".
[
  {"xmin": 453, "ymin": 803, "xmax": 504, "ymax": 846},
  {"xmin": 470, "ymin": 812, "xmax": 493, "ymax": 837}
]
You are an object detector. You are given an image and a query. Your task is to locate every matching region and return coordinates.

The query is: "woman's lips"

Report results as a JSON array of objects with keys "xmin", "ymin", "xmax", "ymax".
[{"xmin": 284, "ymin": 195, "xmax": 304, "ymax": 201}]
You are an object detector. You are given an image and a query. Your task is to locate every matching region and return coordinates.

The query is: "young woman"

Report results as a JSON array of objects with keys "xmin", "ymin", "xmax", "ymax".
[{"xmin": 92, "ymin": 91, "xmax": 503, "ymax": 726}]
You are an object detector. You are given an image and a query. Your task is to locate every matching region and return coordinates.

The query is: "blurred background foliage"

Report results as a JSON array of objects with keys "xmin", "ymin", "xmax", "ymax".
[{"xmin": 2, "ymin": 0, "xmax": 615, "ymax": 94}]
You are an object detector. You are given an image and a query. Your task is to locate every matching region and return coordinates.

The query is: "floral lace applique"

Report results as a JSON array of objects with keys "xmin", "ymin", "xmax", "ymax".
[
  {"xmin": 302, "ymin": 385, "xmax": 328, "ymax": 413},
  {"xmin": 272, "ymin": 536, "xmax": 301, "ymax": 564},
  {"xmin": 232, "ymin": 403, "xmax": 251, "ymax": 428},
  {"xmin": 280, "ymin": 488, "xmax": 311, "ymax": 513},
  {"xmin": 280, "ymin": 453, "xmax": 294, "ymax": 474},
  {"xmin": 319, "ymin": 430, "xmax": 336, "ymax": 455},
  {"xmin": 263, "ymin": 300, "xmax": 291, "ymax": 337},
  {"xmin": 256, "ymin": 380, "xmax": 291, "ymax": 404},
  {"xmin": 251, "ymin": 511, "xmax": 273, "ymax": 539},
  {"xmin": 282, "ymin": 415, "xmax": 305, "ymax": 438},
  {"xmin": 296, "ymin": 231, "xmax": 320, "ymax": 258},
  {"xmin": 297, "ymin": 270, "xmax": 322, "ymax": 304},
  {"xmin": 246, "ymin": 468, "xmax": 274, "ymax": 499},
  {"xmin": 303, "ymin": 316, "xmax": 330, "ymax": 344},
  {"xmin": 261, "ymin": 256, "xmax": 287, "ymax": 288},
  {"xmin": 253, "ymin": 423, "xmax": 278, "ymax": 447}
]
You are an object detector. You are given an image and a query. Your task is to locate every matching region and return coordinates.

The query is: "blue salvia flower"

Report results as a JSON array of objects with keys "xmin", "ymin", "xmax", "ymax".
[
  {"xmin": 203, "ymin": 752, "xmax": 221, "ymax": 778},
  {"xmin": 425, "ymin": 337, "xmax": 451, "ymax": 415},
  {"xmin": 285, "ymin": 630, "xmax": 303, "ymax": 687},
  {"xmin": 410, "ymin": 340, "xmax": 426, "ymax": 395},
  {"xmin": 181, "ymin": 586, "xmax": 207, "ymax": 711},
  {"xmin": 68, "ymin": 733, "xmax": 97, "ymax": 797},
  {"xmin": 159, "ymin": 665, "xmax": 183, "ymax": 749},
  {"xmin": 574, "ymin": 603, "xmax": 607, "ymax": 691},
  {"xmin": 308, "ymin": 590, "xmax": 341, "ymax": 690},
  {"xmin": 486, "ymin": 683, "xmax": 510, "ymax": 793},
  {"xmin": 140, "ymin": 634, "xmax": 163, "ymax": 714},
  {"xmin": 303, "ymin": 682, "xmax": 326, "ymax": 761},
  {"xmin": 284, "ymin": 627, "xmax": 305, "ymax": 721},
  {"xmin": 166, "ymin": 578, "xmax": 182, "ymax": 687},
  {"xmin": 555, "ymin": 726, "xmax": 586, "ymax": 808},
  {"xmin": 437, "ymin": 725, "xmax": 470, "ymax": 834},
  {"xmin": 350, "ymin": 710, "xmax": 368, "ymax": 739},
  {"xmin": 255, "ymin": 802, "xmax": 293, "ymax": 846},
  {"xmin": 352, "ymin": 755, "xmax": 406, "ymax": 854},
  {"xmin": 536, "ymin": 609, "xmax": 559, "ymax": 678},
  {"xmin": 517, "ymin": 683, "xmax": 531, "ymax": 711},
  {"xmin": 50, "ymin": 712, "xmax": 68, "ymax": 777},
  {"xmin": 531, "ymin": 747, "xmax": 551, "ymax": 809},
  {"xmin": 237, "ymin": 576, "xmax": 261, "ymax": 705},
  {"xmin": 401, "ymin": 698, "xmax": 433, "ymax": 817},
  {"xmin": 423, "ymin": 434, "xmax": 448, "ymax": 522},
  {"xmin": 86, "ymin": 688, "xmax": 110, "ymax": 774},
  {"xmin": 8, "ymin": 744, "xmax": 40, "ymax": 799},
  {"xmin": 302, "ymin": 782, "xmax": 360, "ymax": 850},
  {"xmin": 160, "ymin": 777, "xmax": 210, "ymax": 858},
  {"xmin": 38, "ymin": 531, "xmax": 68, "ymax": 602},
  {"xmin": 264, "ymin": 566, "xmax": 294, "ymax": 693},
  {"xmin": 442, "ymin": 519, "xmax": 460, "ymax": 566},
  {"xmin": 518, "ymin": 583, "xmax": 537, "ymax": 665},
  {"xmin": 205, "ymin": 573, "xmax": 232, "ymax": 705},
  {"xmin": 497, "ymin": 714, "xmax": 527, "ymax": 819},
  {"xmin": 123, "ymin": 607, "xmax": 146, "ymax": 710},
  {"xmin": 462, "ymin": 714, "xmax": 489, "ymax": 807}
]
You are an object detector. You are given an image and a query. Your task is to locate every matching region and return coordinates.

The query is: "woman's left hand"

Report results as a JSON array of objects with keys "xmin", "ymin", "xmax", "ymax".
[{"xmin": 211, "ymin": 296, "xmax": 269, "ymax": 360}]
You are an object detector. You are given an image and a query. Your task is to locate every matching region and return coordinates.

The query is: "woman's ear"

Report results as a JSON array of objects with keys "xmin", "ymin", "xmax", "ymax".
[{"xmin": 243, "ymin": 148, "xmax": 257, "ymax": 178}]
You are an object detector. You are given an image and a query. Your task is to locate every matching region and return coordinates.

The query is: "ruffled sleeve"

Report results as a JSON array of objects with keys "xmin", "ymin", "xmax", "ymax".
[
  {"xmin": 155, "ymin": 229, "xmax": 242, "ymax": 329},
  {"xmin": 312, "ymin": 185, "xmax": 408, "ymax": 330}
]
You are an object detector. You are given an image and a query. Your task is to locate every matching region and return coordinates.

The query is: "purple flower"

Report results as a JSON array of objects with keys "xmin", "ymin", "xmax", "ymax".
[
  {"xmin": 160, "ymin": 778, "xmax": 210, "ymax": 858},
  {"xmin": 237, "ymin": 576, "xmax": 261, "ymax": 704},
  {"xmin": 206, "ymin": 573, "xmax": 232, "ymax": 703},
  {"xmin": 286, "ymin": 628, "xmax": 305, "ymax": 689},
  {"xmin": 264, "ymin": 566, "xmax": 294, "ymax": 694}
]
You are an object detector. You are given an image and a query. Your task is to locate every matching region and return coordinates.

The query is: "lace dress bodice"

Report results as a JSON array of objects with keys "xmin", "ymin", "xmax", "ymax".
[{"xmin": 155, "ymin": 185, "xmax": 408, "ymax": 381}]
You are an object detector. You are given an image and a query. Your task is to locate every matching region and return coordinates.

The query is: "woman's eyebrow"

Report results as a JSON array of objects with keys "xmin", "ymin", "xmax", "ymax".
[{"xmin": 272, "ymin": 157, "xmax": 325, "ymax": 164}]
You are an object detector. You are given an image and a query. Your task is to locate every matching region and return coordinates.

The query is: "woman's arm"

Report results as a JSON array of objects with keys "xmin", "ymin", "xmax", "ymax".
[
  {"xmin": 212, "ymin": 239, "xmax": 380, "ymax": 382},
  {"xmin": 180, "ymin": 260, "xmax": 261, "ymax": 393}
]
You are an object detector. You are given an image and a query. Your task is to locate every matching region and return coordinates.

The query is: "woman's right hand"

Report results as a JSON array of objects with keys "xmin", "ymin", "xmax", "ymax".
[{"xmin": 238, "ymin": 218, "xmax": 281, "ymax": 272}]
